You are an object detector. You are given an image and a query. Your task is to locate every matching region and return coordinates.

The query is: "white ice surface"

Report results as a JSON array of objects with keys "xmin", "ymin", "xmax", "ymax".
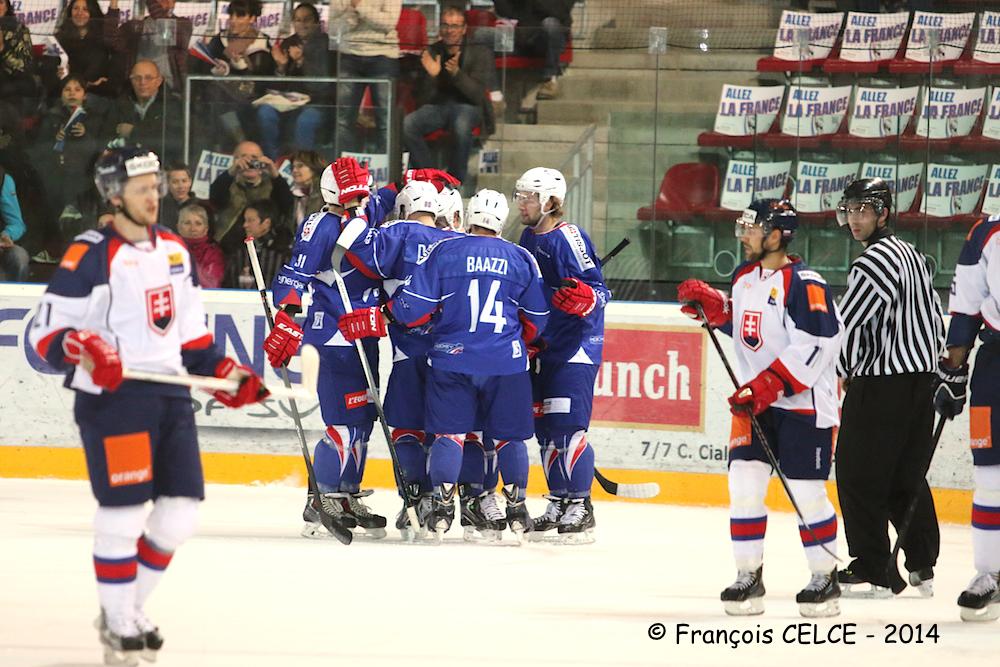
[{"xmin": 1, "ymin": 478, "xmax": 998, "ymax": 667}]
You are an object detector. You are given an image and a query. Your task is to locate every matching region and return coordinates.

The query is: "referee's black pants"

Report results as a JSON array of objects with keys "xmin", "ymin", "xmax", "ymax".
[{"xmin": 835, "ymin": 373, "xmax": 940, "ymax": 585}]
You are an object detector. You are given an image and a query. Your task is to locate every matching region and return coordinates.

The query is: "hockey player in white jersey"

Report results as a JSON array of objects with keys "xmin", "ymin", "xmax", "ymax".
[
  {"xmin": 678, "ymin": 199, "xmax": 844, "ymax": 618},
  {"xmin": 28, "ymin": 147, "xmax": 268, "ymax": 665},
  {"xmin": 934, "ymin": 214, "xmax": 1000, "ymax": 622}
]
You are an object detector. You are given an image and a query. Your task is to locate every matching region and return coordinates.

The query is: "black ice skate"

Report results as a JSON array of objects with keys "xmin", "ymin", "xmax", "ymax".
[
  {"xmin": 958, "ymin": 571, "xmax": 1000, "ymax": 622},
  {"xmin": 430, "ymin": 485, "xmax": 456, "ymax": 543},
  {"xmin": 95, "ymin": 610, "xmax": 144, "ymax": 666},
  {"xmin": 503, "ymin": 485, "xmax": 532, "ymax": 542},
  {"xmin": 908, "ymin": 567, "xmax": 935, "ymax": 598},
  {"xmin": 135, "ymin": 611, "xmax": 163, "ymax": 662},
  {"xmin": 460, "ymin": 491, "xmax": 506, "ymax": 543},
  {"xmin": 838, "ymin": 561, "xmax": 893, "ymax": 599},
  {"xmin": 302, "ymin": 492, "xmax": 356, "ymax": 538},
  {"xmin": 796, "ymin": 570, "xmax": 841, "ymax": 618},
  {"xmin": 721, "ymin": 566, "xmax": 766, "ymax": 616},
  {"xmin": 557, "ymin": 497, "xmax": 596, "ymax": 544},
  {"xmin": 526, "ymin": 496, "xmax": 567, "ymax": 542},
  {"xmin": 340, "ymin": 490, "xmax": 387, "ymax": 539},
  {"xmin": 396, "ymin": 490, "xmax": 432, "ymax": 541}
]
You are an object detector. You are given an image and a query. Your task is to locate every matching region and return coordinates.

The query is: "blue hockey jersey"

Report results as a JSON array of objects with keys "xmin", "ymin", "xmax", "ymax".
[
  {"xmin": 518, "ymin": 222, "xmax": 610, "ymax": 364},
  {"xmin": 389, "ymin": 234, "xmax": 550, "ymax": 375},
  {"xmin": 946, "ymin": 215, "xmax": 1000, "ymax": 347},
  {"xmin": 271, "ymin": 189, "xmax": 396, "ymax": 347}
]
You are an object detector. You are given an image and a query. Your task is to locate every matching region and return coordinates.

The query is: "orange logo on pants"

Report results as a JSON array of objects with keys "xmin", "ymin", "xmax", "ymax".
[
  {"xmin": 103, "ymin": 432, "xmax": 153, "ymax": 487},
  {"xmin": 970, "ymin": 406, "xmax": 993, "ymax": 450},
  {"xmin": 730, "ymin": 414, "xmax": 752, "ymax": 449}
]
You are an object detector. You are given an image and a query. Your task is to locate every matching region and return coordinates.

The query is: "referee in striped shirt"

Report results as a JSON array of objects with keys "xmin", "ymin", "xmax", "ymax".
[{"xmin": 834, "ymin": 177, "xmax": 945, "ymax": 597}]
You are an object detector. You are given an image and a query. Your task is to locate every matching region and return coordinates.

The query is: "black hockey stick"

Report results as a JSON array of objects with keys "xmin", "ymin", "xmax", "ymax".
[
  {"xmin": 600, "ymin": 237, "xmax": 631, "ymax": 266},
  {"xmin": 885, "ymin": 415, "xmax": 947, "ymax": 594},
  {"xmin": 696, "ymin": 304, "xmax": 840, "ymax": 563},
  {"xmin": 245, "ymin": 238, "xmax": 353, "ymax": 545}
]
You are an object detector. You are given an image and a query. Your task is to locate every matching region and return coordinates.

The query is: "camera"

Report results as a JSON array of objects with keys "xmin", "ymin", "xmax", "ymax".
[{"xmin": 247, "ymin": 159, "xmax": 266, "ymax": 170}]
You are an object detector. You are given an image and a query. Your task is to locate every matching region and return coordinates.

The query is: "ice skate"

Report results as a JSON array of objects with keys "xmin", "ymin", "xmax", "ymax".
[
  {"xmin": 721, "ymin": 566, "xmax": 765, "ymax": 616},
  {"xmin": 460, "ymin": 492, "xmax": 505, "ymax": 543},
  {"xmin": 958, "ymin": 571, "xmax": 1000, "ymax": 622},
  {"xmin": 502, "ymin": 485, "xmax": 532, "ymax": 543},
  {"xmin": 558, "ymin": 497, "xmax": 596, "ymax": 544},
  {"xmin": 429, "ymin": 485, "xmax": 456, "ymax": 543},
  {"xmin": 838, "ymin": 562, "xmax": 894, "ymax": 599},
  {"xmin": 341, "ymin": 490, "xmax": 388, "ymax": 539},
  {"xmin": 396, "ymin": 493, "xmax": 432, "ymax": 541},
  {"xmin": 95, "ymin": 610, "xmax": 143, "ymax": 666},
  {"xmin": 134, "ymin": 610, "xmax": 163, "ymax": 662},
  {"xmin": 301, "ymin": 492, "xmax": 356, "ymax": 538},
  {"xmin": 526, "ymin": 495, "xmax": 567, "ymax": 542},
  {"xmin": 796, "ymin": 570, "xmax": 841, "ymax": 618},
  {"xmin": 908, "ymin": 567, "xmax": 935, "ymax": 598}
]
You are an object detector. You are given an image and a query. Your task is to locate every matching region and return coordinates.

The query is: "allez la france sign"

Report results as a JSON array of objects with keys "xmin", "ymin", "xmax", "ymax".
[{"xmin": 712, "ymin": 84, "xmax": 784, "ymax": 136}]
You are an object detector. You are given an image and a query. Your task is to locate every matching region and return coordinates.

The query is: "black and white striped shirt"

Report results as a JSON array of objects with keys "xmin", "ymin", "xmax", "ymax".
[{"xmin": 837, "ymin": 234, "xmax": 944, "ymax": 378}]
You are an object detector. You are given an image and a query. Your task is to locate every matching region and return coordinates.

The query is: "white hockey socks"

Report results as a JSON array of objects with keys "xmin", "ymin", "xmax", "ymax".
[
  {"xmin": 93, "ymin": 504, "xmax": 146, "ymax": 633},
  {"xmin": 786, "ymin": 478, "xmax": 838, "ymax": 573},
  {"xmin": 136, "ymin": 496, "xmax": 199, "ymax": 610},
  {"xmin": 728, "ymin": 460, "xmax": 770, "ymax": 571},
  {"xmin": 972, "ymin": 465, "xmax": 1000, "ymax": 574}
]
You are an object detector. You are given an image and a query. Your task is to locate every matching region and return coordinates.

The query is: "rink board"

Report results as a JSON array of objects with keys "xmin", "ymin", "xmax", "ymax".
[{"xmin": 0, "ymin": 283, "xmax": 977, "ymax": 522}]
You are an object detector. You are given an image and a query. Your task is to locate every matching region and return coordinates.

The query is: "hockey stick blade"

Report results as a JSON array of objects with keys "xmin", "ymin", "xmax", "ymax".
[
  {"xmin": 298, "ymin": 344, "xmax": 320, "ymax": 395},
  {"xmin": 593, "ymin": 468, "xmax": 660, "ymax": 498}
]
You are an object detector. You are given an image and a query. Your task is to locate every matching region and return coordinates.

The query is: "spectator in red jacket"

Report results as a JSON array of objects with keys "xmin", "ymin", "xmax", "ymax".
[{"xmin": 177, "ymin": 203, "xmax": 225, "ymax": 288}]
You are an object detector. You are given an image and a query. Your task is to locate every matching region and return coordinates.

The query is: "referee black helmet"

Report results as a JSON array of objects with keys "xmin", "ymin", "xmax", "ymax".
[{"xmin": 837, "ymin": 178, "xmax": 892, "ymax": 226}]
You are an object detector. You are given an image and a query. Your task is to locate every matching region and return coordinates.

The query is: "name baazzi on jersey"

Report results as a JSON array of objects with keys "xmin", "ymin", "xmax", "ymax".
[
  {"xmin": 518, "ymin": 222, "xmax": 610, "ymax": 365},
  {"xmin": 28, "ymin": 227, "xmax": 225, "ymax": 396},
  {"xmin": 348, "ymin": 219, "xmax": 461, "ymax": 360},
  {"xmin": 271, "ymin": 189, "xmax": 396, "ymax": 348},
  {"xmin": 389, "ymin": 235, "xmax": 550, "ymax": 375},
  {"xmin": 723, "ymin": 259, "xmax": 844, "ymax": 428},
  {"xmin": 946, "ymin": 215, "xmax": 1000, "ymax": 348}
]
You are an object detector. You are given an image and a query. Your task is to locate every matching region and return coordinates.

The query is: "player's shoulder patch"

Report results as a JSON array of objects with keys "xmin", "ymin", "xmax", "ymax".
[
  {"xmin": 59, "ymin": 242, "xmax": 91, "ymax": 271},
  {"xmin": 75, "ymin": 229, "xmax": 106, "ymax": 245},
  {"xmin": 557, "ymin": 223, "xmax": 596, "ymax": 271},
  {"xmin": 300, "ymin": 211, "xmax": 325, "ymax": 242},
  {"xmin": 794, "ymin": 268, "xmax": 827, "ymax": 285}
]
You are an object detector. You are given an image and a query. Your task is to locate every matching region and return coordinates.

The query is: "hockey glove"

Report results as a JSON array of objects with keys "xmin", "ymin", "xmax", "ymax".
[
  {"xmin": 213, "ymin": 358, "xmax": 269, "ymax": 408},
  {"xmin": 332, "ymin": 156, "xmax": 371, "ymax": 205},
  {"xmin": 63, "ymin": 330, "xmax": 123, "ymax": 391},
  {"xmin": 553, "ymin": 278, "xmax": 597, "ymax": 317},
  {"xmin": 933, "ymin": 359, "xmax": 969, "ymax": 419},
  {"xmin": 338, "ymin": 306, "xmax": 388, "ymax": 341},
  {"xmin": 677, "ymin": 279, "xmax": 731, "ymax": 328},
  {"xmin": 263, "ymin": 310, "xmax": 303, "ymax": 368},
  {"xmin": 728, "ymin": 369, "xmax": 785, "ymax": 416},
  {"xmin": 403, "ymin": 168, "xmax": 461, "ymax": 192}
]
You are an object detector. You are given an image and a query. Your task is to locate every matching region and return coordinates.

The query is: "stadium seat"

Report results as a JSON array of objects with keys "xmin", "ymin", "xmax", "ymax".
[
  {"xmin": 757, "ymin": 43, "xmax": 840, "ymax": 74},
  {"xmin": 635, "ymin": 163, "xmax": 720, "ymax": 222}
]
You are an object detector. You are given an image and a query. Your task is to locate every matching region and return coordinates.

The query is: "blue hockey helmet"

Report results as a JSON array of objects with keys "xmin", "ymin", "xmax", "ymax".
[{"xmin": 735, "ymin": 198, "xmax": 798, "ymax": 243}]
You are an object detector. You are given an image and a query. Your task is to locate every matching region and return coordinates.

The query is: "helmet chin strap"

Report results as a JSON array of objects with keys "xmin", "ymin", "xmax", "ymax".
[{"xmin": 860, "ymin": 221, "xmax": 892, "ymax": 245}]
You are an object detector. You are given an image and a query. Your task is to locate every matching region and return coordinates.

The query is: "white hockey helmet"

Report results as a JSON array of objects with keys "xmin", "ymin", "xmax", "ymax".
[
  {"xmin": 466, "ymin": 188, "xmax": 510, "ymax": 234},
  {"xmin": 319, "ymin": 163, "xmax": 340, "ymax": 205},
  {"xmin": 437, "ymin": 187, "xmax": 464, "ymax": 230},
  {"xmin": 513, "ymin": 167, "xmax": 567, "ymax": 208},
  {"xmin": 395, "ymin": 180, "xmax": 441, "ymax": 220}
]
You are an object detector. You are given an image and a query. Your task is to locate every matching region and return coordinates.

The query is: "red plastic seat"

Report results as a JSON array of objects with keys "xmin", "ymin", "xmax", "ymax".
[
  {"xmin": 636, "ymin": 163, "xmax": 720, "ymax": 222},
  {"xmin": 397, "ymin": 7, "xmax": 428, "ymax": 56},
  {"xmin": 424, "ymin": 127, "xmax": 482, "ymax": 142},
  {"xmin": 496, "ymin": 37, "xmax": 573, "ymax": 69},
  {"xmin": 466, "ymin": 8, "xmax": 497, "ymax": 39}
]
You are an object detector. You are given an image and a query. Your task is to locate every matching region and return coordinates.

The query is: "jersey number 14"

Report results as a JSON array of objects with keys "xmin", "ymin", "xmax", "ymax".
[{"xmin": 467, "ymin": 279, "xmax": 506, "ymax": 334}]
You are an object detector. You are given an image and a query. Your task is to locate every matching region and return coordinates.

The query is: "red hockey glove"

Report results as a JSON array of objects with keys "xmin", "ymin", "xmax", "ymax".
[
  {"xmin": 338, "ymin": 306, "xmax": 388, "ymax": 342},
  {"xmin": 263, "ymin": 310, "xmax": 303, "ymax": 368},
  {"xmin": 213, "ymin": 358, "xmax": 269, "ymax": 408},
  {"xmin": 63, "ymin": 329, "xmax": 123, "ymax": 391},
  {"xmin": 332, "ymin": 156, "xmax": 371, "ymax": 205},
  {"xmin": 552, "ymin": 278, "xmax": 597, "ymax": 317},
  {"xmin": 678, "ymin": 279, "xmax": 731, "ymax": 328},
  {"xmin": 403, "ymin": 168, "xmax": 461, "ymax": 192},
  {"xmin": 728, "ymin": 369, "xmax": 785, "ymax": 416}
]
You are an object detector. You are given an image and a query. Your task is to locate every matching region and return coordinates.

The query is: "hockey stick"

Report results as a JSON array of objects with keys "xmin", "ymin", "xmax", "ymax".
[
  {"xmin": 884, "ymin": 415, "xmax": 947, "ymax": 594},
  {"xmin": 600, "ymin": 237, "xmax": 631, "ymax": 266},
  {"xmin": 121, "ymin": 356, "xmax": 319, "ymax": 402},
  {"xmin": 245, "ymin": 237, "xmax": 352, "ymax": 545},
  {"xmin": 330, "ymin": 244, "xmax": 420, "ymax": 533},
  {"xmin": 696, "ymin": 304, "xmax": 840, "ymax": 562}
]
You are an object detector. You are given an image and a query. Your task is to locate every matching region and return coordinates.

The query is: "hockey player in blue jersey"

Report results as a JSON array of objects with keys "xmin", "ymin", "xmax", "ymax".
[
  {"xmin": 264, "ymin": 156, "xmax": 395, "ymax": 538},
  {"xmin": 338, "ymin": 188, "xmax": 549, "ymax": 542},
  {"xmin": 679, "ymin": 199, "xmax": 844, "ymax": 618},
  {"xmin": 28, "ymin": 147, "xmax": 268, "ymax": 664},
  {"xmin": 516, "ymin": 167, "xmax": 610, "ymax": 543}
]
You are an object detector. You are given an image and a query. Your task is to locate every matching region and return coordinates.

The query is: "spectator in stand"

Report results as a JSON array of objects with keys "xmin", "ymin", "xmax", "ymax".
[
  {"xmin": 402, "ymin": 6, "xmax": 493, "ymax": 184},
  {"xmin": 0, "ymin": 164, "xmax": 29, "ymax": 281},
  {"xmin": 256, "ymin": 3, "xmax": 332, "ymax": 159},
  {"xmin": 177, "ymin": 203, "xmax": 225, "ymax": 288},
  {"xmin": 493, "ymin": 0, "xmax": 575, "ymax": 102},
  {"xmin": 210, "ymin": 140, "xmax": 293, "ymax": 256},
  {"xmin": 104, "ymin": 0, "xmax": 192, "ymax": 93},
  {"xmin": 0, "ymin": 0, "xmax": 39, "ymax": 116},
  {"xmin": 289, "ymin": 149, "xmax": 326, "ymax": 224},
  {"xmin": 160, "ymin": 162, "xmax": 210, "ymax": 231},
  {"xmin": 225, "ymin": 198, "xmax": 292, "ymax": 289},
  {"xmin": 109, "ymin": 59, "xmax": 183, "ymax": 162},
  {"xmin": 55, "ymin": 0, "xmax": 117, "ymax": 97},
  {"xmin": 328, "ymin": 0, "xmax": 401, "ymax": 153}
]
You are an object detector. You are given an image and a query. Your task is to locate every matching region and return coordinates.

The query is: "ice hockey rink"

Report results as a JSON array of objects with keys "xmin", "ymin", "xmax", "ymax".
[{"xmin": 1, "ymin": 478, "xmax": 998, "ymax": 667}]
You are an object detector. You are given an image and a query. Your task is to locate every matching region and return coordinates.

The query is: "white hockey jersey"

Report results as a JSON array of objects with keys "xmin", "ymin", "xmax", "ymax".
[
  {"xmin": 946, "ymin": 215, "xmax": 1000, "ymax": 347},
  {"xmin": 723, "ymin": 259, "xmax": 844, "ymax": 428},
  {"xmin": 29, "ymin": 226, "xmax": 224, "ymax": 395}
]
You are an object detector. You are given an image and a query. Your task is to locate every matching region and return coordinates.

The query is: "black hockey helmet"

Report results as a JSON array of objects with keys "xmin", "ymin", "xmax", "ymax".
[
  {"xmin": 94, "ymin": 146, "xmax": 165, "ymax": 202},
  {"xmin": 837, "ymin": 177, "xmax": 892, "ymax": 226},
  {"xmin": 735, "ymin": 198, "xmax": 798, "ymax": 243}
]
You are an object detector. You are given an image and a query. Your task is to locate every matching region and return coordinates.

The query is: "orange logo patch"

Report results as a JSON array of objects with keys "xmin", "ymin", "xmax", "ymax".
[
  {"xmin": 806, "ymin": 284, "xmax": 828, "ymax": 313},
  {"xmin": 60, "ymin": 243, "xmax": 90, "ymax": 271},
  {"xmin": 103, "ymin": 432, "xmax": 153, "ymax": 487},
  {"xmin": 970, "ymin": 406, "xmax": 993, "ymax": 450},
  {"xmin": 730, "ymin": 413, "xmax": 752, "ymax": 449}
]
